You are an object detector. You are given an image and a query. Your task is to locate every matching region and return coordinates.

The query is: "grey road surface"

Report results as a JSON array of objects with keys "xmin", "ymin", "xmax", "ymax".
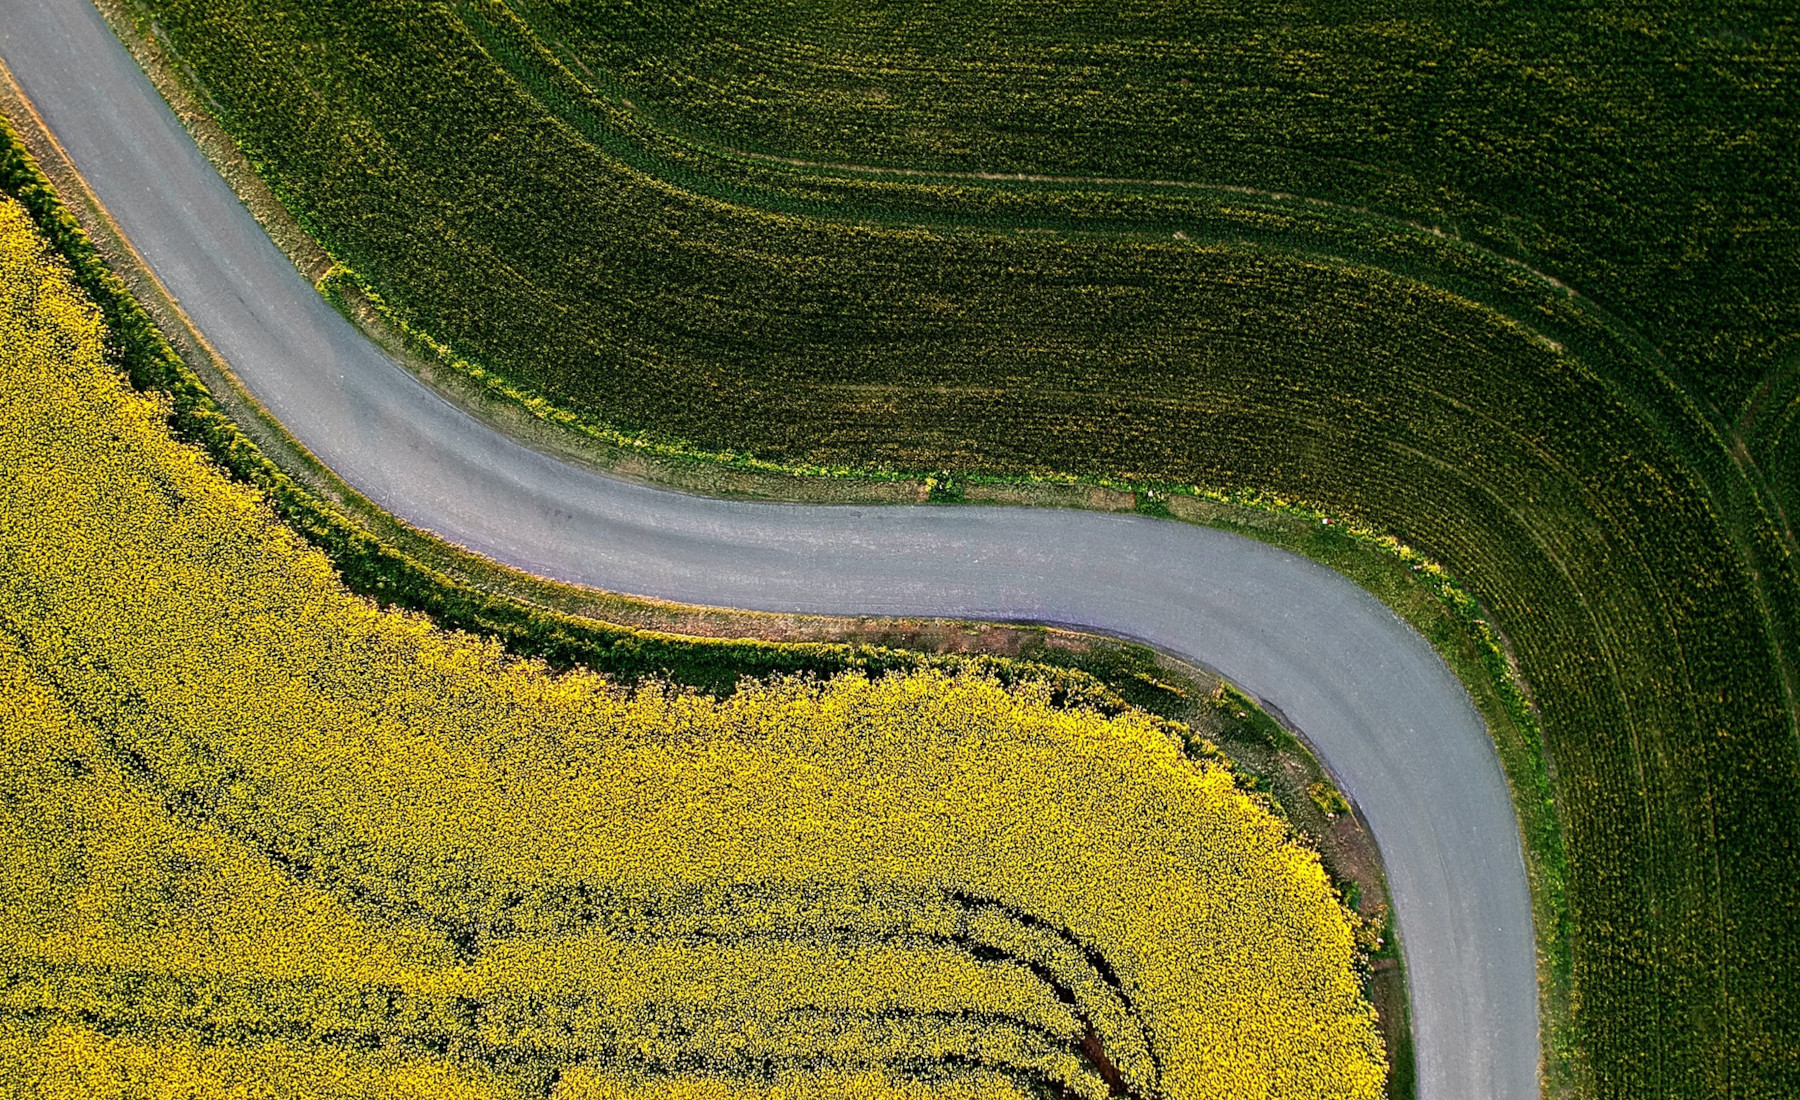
[{"xmin": 0, "ymin": 3, "xmax": 1538, "ymax": 1096}]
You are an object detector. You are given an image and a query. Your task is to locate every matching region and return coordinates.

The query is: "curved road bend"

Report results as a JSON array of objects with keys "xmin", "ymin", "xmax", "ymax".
[{"xmin": 0, "ymin": 3, "xmax": 1536, "ymax": 1097}]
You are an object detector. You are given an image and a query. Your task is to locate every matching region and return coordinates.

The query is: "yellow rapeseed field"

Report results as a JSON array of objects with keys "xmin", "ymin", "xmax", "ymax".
[{"xmin": 0, "ymin": 195, "xmax": 1384, "ymax": 1098}]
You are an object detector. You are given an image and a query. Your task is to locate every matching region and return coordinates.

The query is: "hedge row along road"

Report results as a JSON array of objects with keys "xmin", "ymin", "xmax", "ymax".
[{"xmin": 0, "ymin": 2, "xmax": 1544, "ymax": 1097}]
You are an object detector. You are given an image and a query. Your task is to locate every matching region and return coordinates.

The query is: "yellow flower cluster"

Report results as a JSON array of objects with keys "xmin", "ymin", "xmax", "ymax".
[{"xmin": 0, "ymin": 196, "xmax": 1383, "ymax": 1099}]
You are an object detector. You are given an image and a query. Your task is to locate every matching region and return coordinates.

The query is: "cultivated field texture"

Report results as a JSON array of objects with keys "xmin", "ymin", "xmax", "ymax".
[
  {"xmin": 0, "ymin": 195, "xmax": 1385, "ymax": 1098},
  {"xmin": 84, "ymin": 0, "xmax": 1800, "ymax": 1094}
]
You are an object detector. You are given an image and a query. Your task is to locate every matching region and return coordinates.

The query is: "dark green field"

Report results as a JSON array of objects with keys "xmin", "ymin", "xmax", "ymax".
[{"xmin": 117, "ymin": 1, "xmax": 1798, "ymax": 1095}]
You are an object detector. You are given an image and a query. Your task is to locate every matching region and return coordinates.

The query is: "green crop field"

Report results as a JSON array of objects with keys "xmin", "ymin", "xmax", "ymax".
[{"xmin": 76, "ymin": 0, "xmax": 1800, "ymax": 1095}]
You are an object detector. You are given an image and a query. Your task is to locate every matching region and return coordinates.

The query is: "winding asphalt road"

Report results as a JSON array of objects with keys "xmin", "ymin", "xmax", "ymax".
[{"xmin": 0, "ymin": 3, "xmax": 1537, "ymax": 1097}]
